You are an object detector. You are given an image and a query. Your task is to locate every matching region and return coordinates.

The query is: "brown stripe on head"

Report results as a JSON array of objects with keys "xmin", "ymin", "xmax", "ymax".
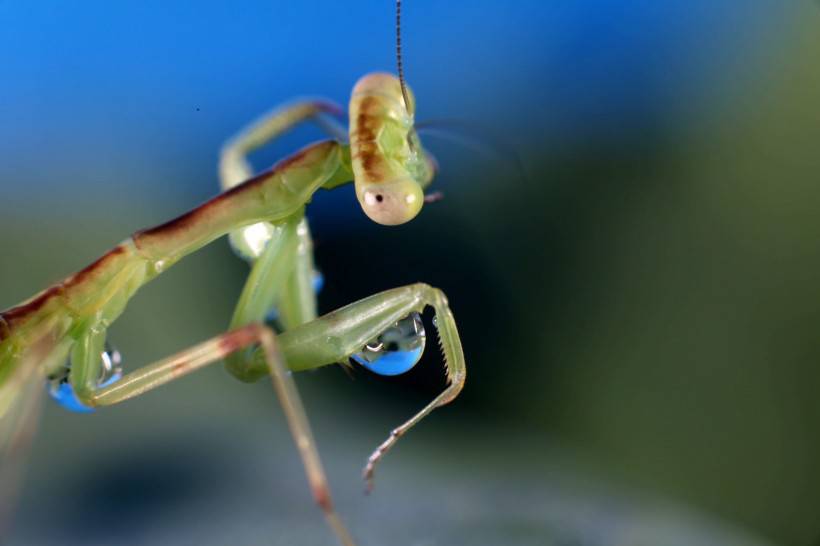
[
  {"xmin": 351, "ymin": 96, "xmax": 391, "ymax": 183},
  {"xmin": 353, "ymin": 141, "xmax": 391, "ymax": 183},
  {"xmin": 348, "ymin": 73, "xmax": 427, "ymax": 226},
  {"xmin": 352, "ymin": 96, "xmax": 382, "ymax": 141}
]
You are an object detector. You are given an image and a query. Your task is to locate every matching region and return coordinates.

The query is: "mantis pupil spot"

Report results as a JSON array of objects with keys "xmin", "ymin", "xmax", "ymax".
[{"xmin": 375, "ymin": 194, "xmax": 384, "ymax": 203}]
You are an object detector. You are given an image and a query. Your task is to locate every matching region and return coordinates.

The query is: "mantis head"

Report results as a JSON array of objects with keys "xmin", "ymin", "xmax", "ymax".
[{"xmin": 349, "ymin": 72, "xmax": 436, "ymax": 226}]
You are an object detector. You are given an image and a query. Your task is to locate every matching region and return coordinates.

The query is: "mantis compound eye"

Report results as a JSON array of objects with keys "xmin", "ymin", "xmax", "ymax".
[
  {"xmin": 352, "ymin": 312, "xmax": 426, "ymax": 375},
  {"xmin": 358, "ymin": 178, "xmax": 424, "ymax": 226}
]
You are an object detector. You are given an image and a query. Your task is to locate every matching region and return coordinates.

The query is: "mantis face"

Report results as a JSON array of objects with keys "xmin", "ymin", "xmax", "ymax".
[{"xmin": 349, "ymin": 73, "xmax": 436, "ymax": 226}]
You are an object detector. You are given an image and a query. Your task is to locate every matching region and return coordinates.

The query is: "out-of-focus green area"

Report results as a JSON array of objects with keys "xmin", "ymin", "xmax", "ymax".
[
  {"xmin": 2, "ymin": 2, "xmax": 820, "ymax": 545},
  {"xmin": 454, "ymin": 24, "xmax": 820, "ymax": 546}
]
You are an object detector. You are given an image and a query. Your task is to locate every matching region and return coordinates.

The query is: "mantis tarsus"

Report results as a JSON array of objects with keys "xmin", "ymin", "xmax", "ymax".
[{"xmin": 0, "ymin": 66, "xmax": 466, "ymax": 546}]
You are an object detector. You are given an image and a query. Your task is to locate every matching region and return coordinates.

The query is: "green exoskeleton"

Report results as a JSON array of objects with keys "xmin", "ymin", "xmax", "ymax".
[{"xmin": 0, "ymin": 72, "xmax": 466, "ymax": 546}]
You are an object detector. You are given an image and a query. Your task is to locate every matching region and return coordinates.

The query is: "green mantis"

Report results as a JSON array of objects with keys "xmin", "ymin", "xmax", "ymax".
[{"xmin": 0, "ymin": 64, "xmax": 466, "ymax": 546}]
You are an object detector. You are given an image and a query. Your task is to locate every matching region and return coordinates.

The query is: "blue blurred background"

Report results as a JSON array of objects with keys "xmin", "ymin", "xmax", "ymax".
[{"xmin": 2, "ymin": 1, "xmax": 820, "ymax": 545}]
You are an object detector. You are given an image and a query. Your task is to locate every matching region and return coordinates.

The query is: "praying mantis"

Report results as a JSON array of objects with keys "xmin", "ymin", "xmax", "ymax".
[{"xmin": 0, "ymin": 3, "xmax": 466, "ymax": 545}]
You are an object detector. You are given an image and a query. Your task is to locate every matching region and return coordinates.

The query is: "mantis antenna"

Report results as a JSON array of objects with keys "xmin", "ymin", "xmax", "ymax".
[{"xmin": 396, "ymin": 0, "xmax": 414, "ymax": 117}]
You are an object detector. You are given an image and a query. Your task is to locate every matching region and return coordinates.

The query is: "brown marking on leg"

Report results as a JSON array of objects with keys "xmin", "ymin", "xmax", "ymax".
[
  {"xmin": 0, "ymin": 316, "xmax": 9, "ymax": 343},
  {"xmin": 63, "ymin": 245, "xmax": 127, "ymax": 288},
  {"xmin": 134, "ymin": 141, "xmax": 335, "ymax": 244},
  {"xmin": 362, "ymin": 428, "xmax": 401, "ymax": 493},
  {"xmin": 1, "ymin": 242, "xmax": 137, "ymax": 335},
  {"xmin": 134, "ymin": 172, "xmax": 269, "ymax": 241},
  {"xmin": 171, "ymin": 360, "xmax": 190, "ymax": 378},
  {"xmin": 313, "ymin": 100, "xmax": 345, "ymax": 118},
  {"xmin": 217, "ymin": 324, "xmax": 260, "ymax": 356},
  {"xmin": 0, "ymin": 284, "xmax": 65, "ymax": 331},
  {"xmin": 312, "ymin": 483, "xmax": 334, "ymax": 512},
  {"xmin": 3, "ymin": 139, "xmax": 338, "ymax": 336},
  {"xmin": 269, "ymin": 143, "xmax": 317, "ymax": 171}
]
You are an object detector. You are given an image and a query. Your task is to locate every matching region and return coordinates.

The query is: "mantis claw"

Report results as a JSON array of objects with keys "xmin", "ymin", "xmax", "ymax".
[{"xmin": 362, "ymin": 428, "xmax": 400, "ymax": 493}]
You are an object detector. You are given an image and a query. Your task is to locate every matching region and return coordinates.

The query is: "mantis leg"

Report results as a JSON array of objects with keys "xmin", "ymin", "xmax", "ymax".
[
  {"xmin": 226, "ymin": 212, "xmax": 318, "ymax": 335},
  {"xmin": 72, "ymin": 323, "xmax": 356, "ymax": 546},
  {"xmin": 68, "ymin": 283, "xmax": 464, "ymax": 521},
  {"xmin": 220, "ymin": 100, "xmax": 346, "ymax": 188},
  {"xmin": 220, "ymin": 101, "xmax": 344, "ymax": 263},
  {"xmin": 223, "ymin": 209, "xmax": 319, "ymax": 382},
  {"xmin": 246, "ymin": 283, "xmax": 467, "ymax": 492},
  {"xmin": 277, "ymin": 217, "xmax": 320, "ymax": 330},
  {"xmin": 220, "ymin": 102, "xmax": 343, "ymax": 326},
  {"xmin": 224, "ymin": 214, "xmax": 300, "ymax": 380}
]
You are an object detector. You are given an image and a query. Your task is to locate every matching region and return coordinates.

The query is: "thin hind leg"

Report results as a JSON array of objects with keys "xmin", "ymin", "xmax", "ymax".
[{"xmin": 72, "ymin": 323, "xmax": 356, "ymax": 546}]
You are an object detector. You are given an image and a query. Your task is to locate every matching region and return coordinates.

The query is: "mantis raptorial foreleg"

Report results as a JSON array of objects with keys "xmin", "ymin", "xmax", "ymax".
[
  {"xmin": 65, "ymin": 282, "xmax": 464, "ymax": 526},
  {"xmin": 223, "ymin": 212, "xmax": 317, "ymax": 379},
  {"xmin": 225, "ymin": 215, "xmax": 300, "ymax": 381},
  {"xmin": 226, "ymin": 214, "xmax": 318, "ymax": 346},
  {"xmin": 277, "ymin": 217, "xmax": 320, "ymax": 330},
  {"xmin": 244, "ymin": 283, "xmax": 467, "ymax": 491},
  {"xmin": 219, "ymin": 100, "xmax": 346, "ymax": 188},
  {"xmin": 220, "ymin": 102, "xmax": 343, "ymax": 330},
  {"xmin": 357, "ymin": 286, "xmax": 465, "ymax": 492},
  {"xmin": 72, "ymin": 322, "xmax": 355, "ymax": 546}
]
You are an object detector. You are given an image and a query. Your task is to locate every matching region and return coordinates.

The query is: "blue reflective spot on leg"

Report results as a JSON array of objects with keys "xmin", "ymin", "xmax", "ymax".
[
  {"xmin": 265, "ymin": 307, "xmax": 280, "ymax": 323},
  {"xmin": 47, "ymin": 365, "xmax": 121, "ymax": 414},
  {"xmin": 99, "ymin": 372, "xmax": 121, "ymax": 388},
  {"xmin": 264, "ymin": 270, "xmax": 322, "ymax": 324},
  {"xmin": 48, "ymin": 382, "xmax": 95, "ymax": 413},
  {"xmin": 312, "ymin": 270, "xmax": 324, "ymax": 294},
  {"xmin": 352, "ymin": 346, "xmax": 424, "ymax": 376}
]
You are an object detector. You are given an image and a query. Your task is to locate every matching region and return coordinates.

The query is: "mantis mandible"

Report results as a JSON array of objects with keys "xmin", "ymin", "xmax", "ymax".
[{"xmin": 0, "ymin": 3, "xmax": 466, "ymax": 545}]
